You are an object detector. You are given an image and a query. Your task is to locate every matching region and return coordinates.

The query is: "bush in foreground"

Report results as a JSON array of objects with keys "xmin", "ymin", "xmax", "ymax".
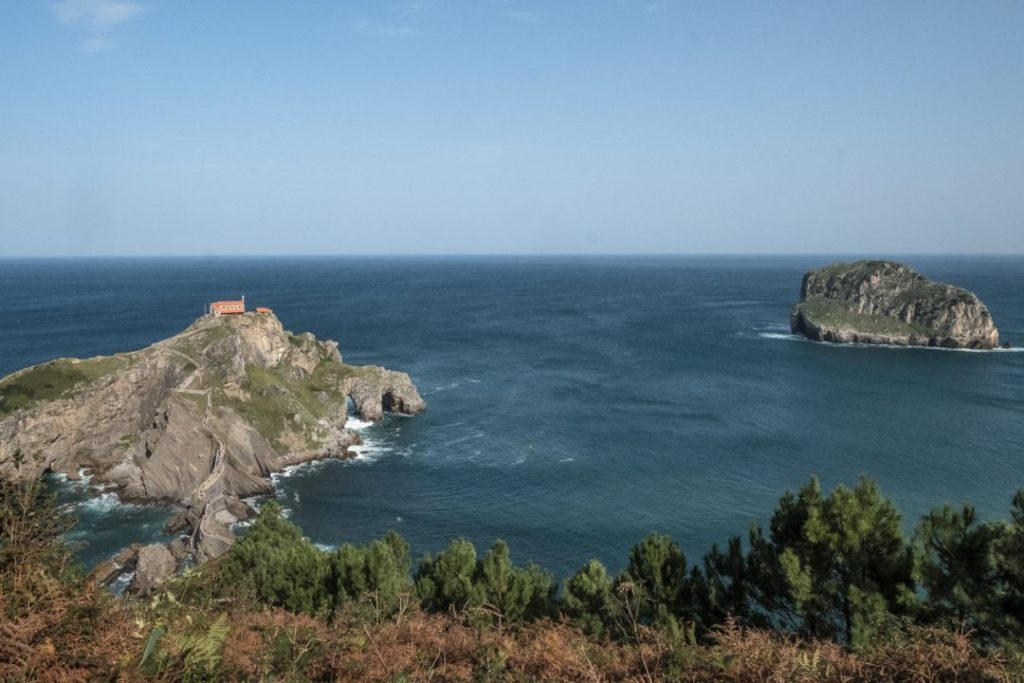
[{"xmin": 4, "ymin": 475, "xmax": 1024, "ymax": 680}]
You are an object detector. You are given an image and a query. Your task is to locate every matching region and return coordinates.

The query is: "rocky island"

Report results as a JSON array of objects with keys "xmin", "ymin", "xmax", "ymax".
[
  {"xmin": 790, "ymin": 260, "xmax": 1000, "ymax": 349},
  {"xmin": 0, "ymin": 310, "xmax": 424, "ymax": 590}
]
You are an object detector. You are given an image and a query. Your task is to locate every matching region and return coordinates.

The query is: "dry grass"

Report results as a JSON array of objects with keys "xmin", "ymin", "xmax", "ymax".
[
  {"xmin": 1, "ymin": 594, "xmax": 1017, "ymax": 682},
  {"xmin": 0, "ymin": 575, "xmax": 138, "ymax": 682}
]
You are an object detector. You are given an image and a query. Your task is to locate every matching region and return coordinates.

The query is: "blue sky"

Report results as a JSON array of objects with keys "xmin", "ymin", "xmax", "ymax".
[{"xmin": 1, "ymin": 1, "xmax": 1021, "ymax": 255}]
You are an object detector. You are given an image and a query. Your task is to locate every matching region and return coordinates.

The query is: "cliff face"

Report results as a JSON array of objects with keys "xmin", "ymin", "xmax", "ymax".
[
  {"xmin": 790, "ymin": 260, "xmax": 1000, "ymax": 349},
  {"xmin": 0, "ymin": 313, "xmax": 425, "ymax": 564}
]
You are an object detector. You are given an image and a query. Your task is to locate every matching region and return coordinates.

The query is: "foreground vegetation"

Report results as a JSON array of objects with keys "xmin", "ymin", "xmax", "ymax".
[{"xmin": 2, "ymin": 475, "xmax": 1023, "ymax": 681}]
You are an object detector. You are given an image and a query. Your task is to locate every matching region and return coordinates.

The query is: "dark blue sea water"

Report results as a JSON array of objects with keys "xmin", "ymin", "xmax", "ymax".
[{"xmin": 2, "ymin": 256, "xmax": 1022, "ymax": 577}]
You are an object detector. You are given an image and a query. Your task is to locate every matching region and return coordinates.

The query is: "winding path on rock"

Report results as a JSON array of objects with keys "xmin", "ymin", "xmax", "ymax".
[
  {"xmin": 164, "ymin": 359, "xmax": 233, "ymax": 557},
  {"xmin": 154, "ymin": 343, "xmax": 203, "ymax": 391}
]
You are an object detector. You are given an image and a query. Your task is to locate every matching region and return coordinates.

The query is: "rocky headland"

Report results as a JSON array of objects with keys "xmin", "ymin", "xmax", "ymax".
[
  {"xmin": 0, "ymin": 312, "xmax": 424, "ymax": 589},
  {"xmin": 790, "ymin": 260, "xmax": 1001, "ymax": 349}
]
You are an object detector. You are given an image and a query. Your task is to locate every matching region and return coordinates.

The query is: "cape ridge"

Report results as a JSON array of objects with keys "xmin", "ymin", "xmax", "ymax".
[{"xmin": 0, "ymin": 310, "xmax": 424, "ymax": 591}]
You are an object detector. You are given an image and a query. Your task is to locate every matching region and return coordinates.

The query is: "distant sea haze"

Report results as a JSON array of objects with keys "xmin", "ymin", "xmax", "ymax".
[{"xmin": 3, "ymin": 255, "xmax": 1021, "ymax": 575}]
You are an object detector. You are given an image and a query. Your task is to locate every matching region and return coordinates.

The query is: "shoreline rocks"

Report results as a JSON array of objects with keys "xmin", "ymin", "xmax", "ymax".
[
  {"xmin": 790, "ymin": 260, "xmax": 1000, "ymax": 349},
  {"xmin": 130, "ymin": 544, "xmax": 177, "ymax": 596}
]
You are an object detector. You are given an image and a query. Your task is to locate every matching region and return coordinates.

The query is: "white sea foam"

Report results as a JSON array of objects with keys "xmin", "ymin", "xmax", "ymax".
[
  {"xmin": 242, "ymin": 495, "xmax": 265, "ymax": 515},
  {"xmin": 77, "ymin": 492, "xmax": 125, "ymax": 514},
  {"xmin": 314, "ymin": 542, "xmax": 336, "ymax": 552},
  {"xmin": 349, "ymin": 440, "xmax": 394, "ymax": 463},
  {"xmin": 110, "ymin": 571, "xmax": 134, "ymax": 596},
  {"xmin": 231, "ymin": 496, "xmax": 266, "ymax": 531},
  {"xmin": 270, "ymin": 464, "xmax": 302, "ymax": 484},
  {"xmin": 758, "ymin": 332, "xmax": 803, "ymax": 341},
  {"xmin": 50, "ymin": 471, "xmax": 90, "ymax": 490},
  {"xmin": 271, "ymin": 459, "xmax": 332, "ymax": 485},
  {"xmin": 344, "ymin": 416, "xmax": 374, "ymax": 430}
]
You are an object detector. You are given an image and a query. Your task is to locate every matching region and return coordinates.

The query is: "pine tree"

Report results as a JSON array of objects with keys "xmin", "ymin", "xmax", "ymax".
[
  {"xmin": 217, "ymin": 501, "xmax": 328, "ymax": 614},
  {"xmin": 991, "ymin": 491, "xmax": 1024, "ymax": 649},
  {"xmin": 747, "ymin": 476, "xmax": 915, "ymax": 647},
  {"xmin": 475, "ymin": 540, "xmax": 553, "ymax": 624},
  {"xmin": 563, "ymin": 559, "xmax": 618, "ymax": 638},
  {"xmin": 915, "ymin": 503, "xmax": 999, "ymax": 635},
  {"xmin": 690, "ymin": 535, "xmax": 757, "ymax": 633},
  {"xmin": 618, "ymin": 532, "xmax": 692, "ymax": 632},
  {"xmin": 327, "ymin": 530, "xmax": 412, "ymax": 617},
  {"xmin": 415, "ymin": 538, "xmax": 553, "ymax": 624},
  {"xmin": 415, "ymin": 538, "xmax": 482, "ymax": 613}
]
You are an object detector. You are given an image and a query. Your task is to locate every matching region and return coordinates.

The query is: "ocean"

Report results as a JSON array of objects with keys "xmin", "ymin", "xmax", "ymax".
[{"xmin": 1, "ymin": 256, "xmax": 1022, "ymax": 577}]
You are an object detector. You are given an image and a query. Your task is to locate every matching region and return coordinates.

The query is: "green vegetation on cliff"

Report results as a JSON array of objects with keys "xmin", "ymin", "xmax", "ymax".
[
  {"xmin": 812, "ymin": 260, "xmax": 975, "ymax": 309},
  {"xmin": 0, "ymin": 355, "xmax": 129, "ymax": 417},
  {"xmin": 223, "ymin": 363, "xmax": 340, "ymax": 452},
  {"xmin": 794, "ymin": 298, "xmax": 936, "ymax": 337},
  {"xmin": 222, "ymin": 358, "xmax": 381, "ymax": 452}
]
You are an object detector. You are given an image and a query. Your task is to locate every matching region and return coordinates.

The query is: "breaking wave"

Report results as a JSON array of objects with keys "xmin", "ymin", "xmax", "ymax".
[
  {"xmin": 78, "ymin": 492, "xmax": 129, "ymax": 514},
  {"xmin": 758, "ymin": 332, "xmax": 802, "ymax": 341},
  {"xmin": 344, "ymin": 416, "xmax": 374, "ymax": 430},
  {"xmin": 349, "ymin": 440, "xmax": 394, "ymax": 463}
]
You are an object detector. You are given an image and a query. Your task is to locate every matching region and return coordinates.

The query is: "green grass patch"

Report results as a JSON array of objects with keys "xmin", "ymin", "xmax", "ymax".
[
  {"xmin": 796, "ymin": 298, "xmax": 937, "ymax": 337},
  {"xmin": 0, "ymin": 355, "xmax": 128, "ymax": 417},
  {"xmin": 226, "ymin": 362, "xmax": 351, "ymax": 452},
  {"xmin": 310, "ymin": 359, "xmax": 372, "ymax": 388}
]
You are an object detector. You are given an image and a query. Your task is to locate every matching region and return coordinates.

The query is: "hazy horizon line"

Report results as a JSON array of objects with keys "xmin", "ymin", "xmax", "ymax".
[{"xmin": 3, "ymin": 252, "xmax": 1024, "ymax": 260}]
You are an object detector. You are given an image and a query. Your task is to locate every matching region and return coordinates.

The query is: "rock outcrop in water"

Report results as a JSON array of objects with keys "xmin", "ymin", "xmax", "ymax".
[
  {"xmin": 0, "ymin": 312, "xmax": 425, "ymax": 575},
  {"xmin": 790, "ymin": 260, "xmax": 1000, "ymax": 349}
]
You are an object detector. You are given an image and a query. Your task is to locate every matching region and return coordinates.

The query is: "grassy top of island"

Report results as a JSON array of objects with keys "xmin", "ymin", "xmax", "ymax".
[
  {"xmin": 793, "ymin": 297, "xmax": 937, "ymax": 337},
  {"xmin": 0, "ymin": 354, "xmax": 131, "ymax": 418}
]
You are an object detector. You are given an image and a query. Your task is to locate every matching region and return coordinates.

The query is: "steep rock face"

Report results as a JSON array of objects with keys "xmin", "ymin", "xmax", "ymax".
[
  {"xmin": 0, "ymin": 312, "xmax": 425, "ymax": 563},
  {"xmin": 790, "ymin": 260, "xmax": 999, "ymax": 348}
]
